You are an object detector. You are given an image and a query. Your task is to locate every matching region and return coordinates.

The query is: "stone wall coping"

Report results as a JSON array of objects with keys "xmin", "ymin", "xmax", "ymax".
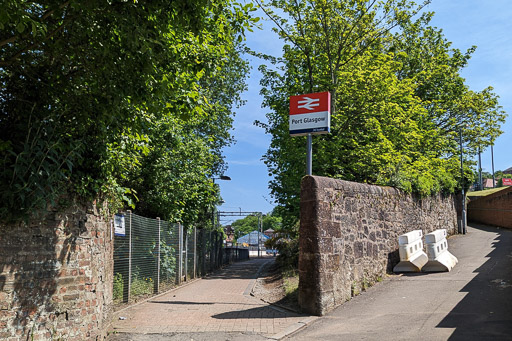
[
  {"xmin": 468, "ymin": 186, "xmax": 512, "ymax": 205},
  {"xmin": 302, "ymin": 175, "xmax": 403, "ymax": 197}
]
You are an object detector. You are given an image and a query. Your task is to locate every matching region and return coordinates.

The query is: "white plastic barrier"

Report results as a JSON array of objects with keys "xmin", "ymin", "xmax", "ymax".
[
  {"xmin": 393, "ymin": 230, "xmax": 428, "ymax": 272},
  {"xmin": 422, "ymin": 229, "xmax": 458, "ymax": 272}
]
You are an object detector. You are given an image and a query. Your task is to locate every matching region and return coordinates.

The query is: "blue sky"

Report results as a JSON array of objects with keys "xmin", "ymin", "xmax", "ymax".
[{"xmin": 217, "ymin": 0, "xmax": 512, "ymax": 220}]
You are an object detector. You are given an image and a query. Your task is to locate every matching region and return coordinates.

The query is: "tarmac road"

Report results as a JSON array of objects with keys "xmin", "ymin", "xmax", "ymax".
[{"xmin": 286, "ymin": 223, "xmax": 512, "ymax": 341}]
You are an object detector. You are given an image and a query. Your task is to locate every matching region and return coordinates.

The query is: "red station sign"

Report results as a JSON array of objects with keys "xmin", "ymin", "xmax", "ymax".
[{"xmin": 289, "ymin": 91, "xmax": 331, "ymax": 136}]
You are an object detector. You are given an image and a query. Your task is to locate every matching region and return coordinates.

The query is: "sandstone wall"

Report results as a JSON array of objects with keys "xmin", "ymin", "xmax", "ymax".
[
  {"xmin": 0, "ymin": 202, "xmax": 113, "ymax": 340},
  {"xmin": 299, "ymin": 176, "xmax": 458, "ymax": 316},
  {"xmin": 468, "ymin": 187, "xmax": 512, "ymax": 228}
]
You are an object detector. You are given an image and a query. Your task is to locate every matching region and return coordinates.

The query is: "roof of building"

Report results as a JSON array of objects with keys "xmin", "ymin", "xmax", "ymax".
[
  {"xmin": 236, "ymin": 231, "xmax": 269, "ymax": 245},
  {"xmin": 504, "ymin": 166, "xmax": 512, "ymax": 174}
]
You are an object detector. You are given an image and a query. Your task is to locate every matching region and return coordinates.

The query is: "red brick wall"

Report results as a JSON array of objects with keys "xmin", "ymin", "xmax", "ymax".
[
  {"xmin": 468, "ymin": 187, "xmax": 512, "ymax": 228},
  {"xmin": 0, "ymin": 202, "xmax": 113, "ymax": 340}
]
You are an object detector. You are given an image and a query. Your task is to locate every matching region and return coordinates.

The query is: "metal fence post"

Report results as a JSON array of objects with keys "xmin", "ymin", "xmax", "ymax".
[
  {"xmin": 209, "ymin": 230, "xmax": 213, "ymax": 271},
  {"xmin": 202, "ymin": 230, "xmax": 206, "ymax": 276},
  {"xmin": 185, "ymin": 227, "xmax": 188, "ymax": 281},
  {"xmin": 218, "ymin": 232, "xmax": 222, "ymax": 267},
  {"xmin": 178, "ymin": 223, "xmax": 183, "ymax": 284},
  {"xmin": 193, "ymin": 226, "xmax": 197, "ymax": 279},
  {"xmin": 123, "ymin": 210, "xmax": 132, "ymax": 303},
  {"xmin": 154, "ymin": 217, "xmax": 161, "ymax": 294}
]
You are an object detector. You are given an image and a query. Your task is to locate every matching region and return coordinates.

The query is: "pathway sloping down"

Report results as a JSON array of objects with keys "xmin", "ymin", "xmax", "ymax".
[
  {"xmin": 111, "ymin": 223, "xmax": 512, "ymax": 340},
  {"xmin": 111, "ymin": 258, "xmax": 313, "ymax": 340},
  {"xmin": 286, "ymin": 223, "xmax": 512, "ymax": 341}
]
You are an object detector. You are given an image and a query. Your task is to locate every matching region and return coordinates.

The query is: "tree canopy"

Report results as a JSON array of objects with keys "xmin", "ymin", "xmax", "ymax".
[
  {"xmin": 0, "ymin": 0, "xmax": 257, "ymax": 224},
  {"xmin": 254, "ymin": 0, "xmax": 506, "ymax": 230}
]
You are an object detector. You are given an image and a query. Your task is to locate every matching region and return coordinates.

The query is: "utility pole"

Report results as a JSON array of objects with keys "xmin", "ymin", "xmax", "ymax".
[
  {"xmin": 478, "ymin": 148, "xmax": 483, "ymax": 191},
  {"xmin": 257, "ymin": 214, "xmax": 261, "ymax": 258},
  {"xmin": 491, "ymin": 143, "xmax": 496, "ymax": 188},
  {"xmin": 459, "ymin": 129, "xmax": 466, "ymax": 235}
]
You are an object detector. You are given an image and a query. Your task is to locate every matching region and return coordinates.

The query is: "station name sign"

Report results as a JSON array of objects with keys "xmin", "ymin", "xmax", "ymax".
[{"xmin": 289, "ymin": 91, "xmax": 331, "ymax": 136}]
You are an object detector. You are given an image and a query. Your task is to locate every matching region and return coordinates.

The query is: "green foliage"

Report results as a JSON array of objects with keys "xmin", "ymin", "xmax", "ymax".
[
  {"xmin": 254, "ymin": 0, "xmax": 506, "ymax": 230},
  {"xmin": 493, "ymin": 170, "xmax": 512, "ymax": 179},
  {"xmin": 275, "ymin": 238, "xmax": 299, "ymax": 270},
  {"xmin": 0, "ymin": 1, "xmax": 258, "ymax": 223},
  {"xmin": 160, "ymin": 241, "xmax": 177, "ymax": 279},
  {"xmin": 113, "ymin": 273, "xmax": 124, "ymax": 301},
  {"xmin": 113, "ymin": 272, "xmax": 155, "ymax": 301},
  {"xmin": 130, "ymin": 275, "xmax": 153, "ymax": 298},
  {"xmin": 282, "ymin": 269, "xmax": 299, "ymax": 302}
]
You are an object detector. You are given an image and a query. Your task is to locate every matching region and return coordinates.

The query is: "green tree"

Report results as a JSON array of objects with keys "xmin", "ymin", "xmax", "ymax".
[
  {"xmin": 0, "ymin": 0, "xmax": 257, "ymax": 223},
  {"xmin": 230, "ymin": 212, "xmax": 282, "ymax": 239},
  {"xmin": 254, "ymin": 0, "xmax": 506, "ymax": 231},
  {"xmin": 481, "ymin": 171, "xmax": 492, "ymax": 179}
]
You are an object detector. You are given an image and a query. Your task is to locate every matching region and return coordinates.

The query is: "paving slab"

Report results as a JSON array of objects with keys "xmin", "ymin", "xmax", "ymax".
[{"xmin": 110, "ymin": 258, "xmax": 310, "ymax": 340}]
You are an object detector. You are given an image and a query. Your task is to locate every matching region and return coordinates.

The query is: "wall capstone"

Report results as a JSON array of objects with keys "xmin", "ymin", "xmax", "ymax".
[{"xmin": 468, "ymin": 186, "xmax": 512, "ymax": 228}]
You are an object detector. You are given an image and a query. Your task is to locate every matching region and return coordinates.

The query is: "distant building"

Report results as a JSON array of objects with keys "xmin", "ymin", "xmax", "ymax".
[
  {"xmin": 264, "ymin": 228, "xmax": 275, "ymax": 238},
  {"xmin": 224, "ymin": 225, "xmax": 235, "ymax": 245},
  {"xmin": 483, "ymin": 178, "xmax": 495, "ymax": 189},
  {"xmin": 504, "ymin": 166, "xmax": 512, "ymax": 174},
  {"xmin": 237, "ymin": 231, "xmax": 269, "ymax": 246}
]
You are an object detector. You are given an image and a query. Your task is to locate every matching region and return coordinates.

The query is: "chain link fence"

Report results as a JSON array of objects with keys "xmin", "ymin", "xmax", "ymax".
[{"xmin": 113, "ymin": 211, "xmax": 248, "ymax": 303}]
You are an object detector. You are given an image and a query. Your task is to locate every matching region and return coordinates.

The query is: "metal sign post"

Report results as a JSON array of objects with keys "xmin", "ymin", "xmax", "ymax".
[
  {"xmin": 289, "ymin": 91, "xmax": 331, "ymax": 175},
  {"xmin": 306, "ymin": 134, "xmax": 312, "ymax": 175}
]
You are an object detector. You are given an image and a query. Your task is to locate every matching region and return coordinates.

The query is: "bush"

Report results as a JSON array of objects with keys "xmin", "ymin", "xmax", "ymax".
[
  {"xmin": 275, "ymin": 237, "xmax": 299, "ymax": 270},
  {"xmin": 113, "ymin": 273, "xmax": 124, "ymax": 301},
  {"xmin": 130, "ymin": 276, "xmax": 153, "ymax": 297}
]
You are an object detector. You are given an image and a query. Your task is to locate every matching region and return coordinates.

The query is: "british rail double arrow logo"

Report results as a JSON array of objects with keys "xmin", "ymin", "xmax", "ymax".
[{"xmin": 297, "ymin": 97, "xmax": 320, "ymax": 110}]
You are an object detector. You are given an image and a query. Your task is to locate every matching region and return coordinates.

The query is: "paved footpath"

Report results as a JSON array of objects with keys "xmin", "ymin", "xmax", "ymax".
[
  {"xmin": 111, "ymin": 224, "xmax": 512, "ymax": 341},
  {"xmin": 286, "ymin": 223, "xmax": 512, "ymax": 341},
  {"xmin": 110, "ymin": 258, "xmax": 313, "ymax": 340}
]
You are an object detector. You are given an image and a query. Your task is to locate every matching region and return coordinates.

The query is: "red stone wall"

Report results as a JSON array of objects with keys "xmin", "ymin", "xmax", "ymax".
[
  {"xmin": 0, "ymin": 202, "xmax": 113, "ymax": 340},
  {"xmin": 468, "ymin": 187, "xmax": 512, "ymax": 228},
  {"xmin": 299, "ymin": 176, "xmax": 458, "ymax": 316}
]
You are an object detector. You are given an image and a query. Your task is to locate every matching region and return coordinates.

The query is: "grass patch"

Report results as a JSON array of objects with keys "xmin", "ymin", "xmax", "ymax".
[
  {"xmin": 467, "ymin": 187, "xmax": 508, "ymax": 197},
  {"xmin": 282, "ymin": 268, "xmax": 299, "ymax": 301}
]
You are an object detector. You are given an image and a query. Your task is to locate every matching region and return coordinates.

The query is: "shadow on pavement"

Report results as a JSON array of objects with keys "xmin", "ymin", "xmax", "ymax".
[
  {"xmin": 211, "ymin": 305, "xmax": 301, "ymax": 320},
  {"xmin": 203, "ymin": 259, "xmax": 269, "ymax": 281},
  {"xmin": 148, "ymin": 300, "xmax": 264, "ymax": 307},
  {"xmin": 148, "ymin": 300, "xmax": 215, "ymax": 305},
  {"xmin": 437, "ymin": 224, "xmax": 512, "ymax": 340}
]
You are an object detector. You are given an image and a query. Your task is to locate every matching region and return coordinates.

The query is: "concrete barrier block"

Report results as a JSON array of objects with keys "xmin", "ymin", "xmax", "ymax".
[
  {"xmin": 422, "ymin": 229, "xmax": 458, "ymax": 272},
  {"xmin": 394, "ymin": 230, "xmax": 428, "ymax": 273},
  {"xmin": 425, "ymin": 229, "xmax": 446, "ymax": 244}
]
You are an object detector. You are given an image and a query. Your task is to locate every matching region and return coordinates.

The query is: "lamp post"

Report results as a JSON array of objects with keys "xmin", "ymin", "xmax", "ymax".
[
  {"xmin": 257, "ymin": 214, "xmax": 266, "ymax": 258},
  {"xmin": 459, "ymin": 129, "xmax": 466, "ymax": 235},
  {"xmin": 211, "ymin": 175, "xmax": 231, "ymax": 229},
  {"xmin": 210, "ymin": 175, "xmax": 230, "ymax": 269},
  {"xmin": 478, "ymin": 148, "xmax": 483, "ymax": 191},
  {"xmin": 491, "ymin": 143, "xmax": 496, "ymax": 188},
  {"xmin": 257, "ymin": 214, "xmax": 261, "ymax": 258}
]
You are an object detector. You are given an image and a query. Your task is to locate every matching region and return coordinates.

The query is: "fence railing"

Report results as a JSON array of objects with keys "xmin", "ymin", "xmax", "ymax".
[{"xmin": 113, "ymin": 211, "xmax": 249, "ymax": 303}]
